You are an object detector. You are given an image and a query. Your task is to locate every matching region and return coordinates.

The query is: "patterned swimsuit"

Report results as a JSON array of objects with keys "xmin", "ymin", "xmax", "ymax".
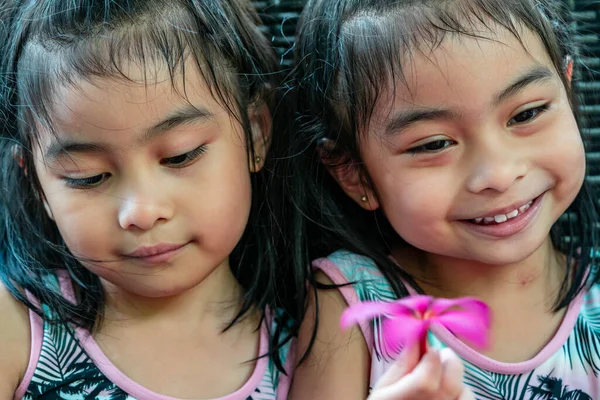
[
  {"xmin": 15, "ymin": 272, "xmax": 295, "ymax": 400},
  {"xmin": 315, "ymin": 250, "xmax": 600, "ymax": 399}
]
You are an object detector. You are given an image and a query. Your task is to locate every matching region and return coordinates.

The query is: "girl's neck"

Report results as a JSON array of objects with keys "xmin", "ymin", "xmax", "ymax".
[
  {"xmin": 100, "ymin": 259, "xmax": 249, "ymax": 330},
  {"xmin": 394, "ymin": 237, "xmax": 571, "ymax": 362},
  {"xmin": 93, "ymin": 260, "xmax": 262, "ymax": 397},
  {"xmin": 395, "ymin": 237, "xmax": 566, "ymax": 309}
]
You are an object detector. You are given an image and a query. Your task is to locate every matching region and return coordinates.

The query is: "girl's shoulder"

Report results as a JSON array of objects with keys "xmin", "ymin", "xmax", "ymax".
[
  {"xmin": 312, "ymin": 249, "xmax": 397, "ymax": 303},
  {"xmin": 309, "ymin": 249, "xmax": 399, "ymax": 359},
  {"xmin": 581, "ymin": 278, "xmax": 600, "ymax": 315},
  {"xmin": 289, "ymin": 253, "xmax": 373, "ymax": 399},
  {"xmin": 0, "ymin": 280, "xmax": 31, "ymax": 397}
]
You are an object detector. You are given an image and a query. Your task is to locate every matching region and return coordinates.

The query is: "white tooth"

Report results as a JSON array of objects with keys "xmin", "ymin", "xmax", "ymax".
[
  {"xmin": 519, "ymin": 200, "xmax": 534, "ymax": 213},
  {"xmin": 494, "ymin": 214, "xmax": 508, "ymax": 223},
  {"xmin": 484, "ymin": 216, "xmax": 495, "ymax": 223},
  {"xmin": 507, "ymin": 209, "xmax": 519, "ymax": 219},
  {"xmin": 474, "ymin": 218, "xmax": 483, "ymax": 223}
]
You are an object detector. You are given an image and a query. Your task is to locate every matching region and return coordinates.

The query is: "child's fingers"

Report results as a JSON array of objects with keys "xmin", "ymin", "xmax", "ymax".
[
  {"xmin": 372, "ymin": 343, "xmax": 421, "ymax": 390},
  {"xmin": 368, "ymin": 349, "xmax": 444, "ymax": 400},
  {"xmin": 457, "ymin": 387, "xmax": 476, "ymax": 400},
  {"xmin": 438, "ymin": 348, "xmax": 465, "ymax": 399},
  {"xmin": 368, "ymin": 348, "xmax": 472, "ymax": 400}
]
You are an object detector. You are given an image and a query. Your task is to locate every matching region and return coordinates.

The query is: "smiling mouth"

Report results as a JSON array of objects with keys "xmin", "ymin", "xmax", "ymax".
[
  {"xmin": 128, "ymin": 243, "xmax": 185, "ymax": 258},
  {"xmin": 468, "ymin": 199, "xmax": 535, "ymax": 225}
]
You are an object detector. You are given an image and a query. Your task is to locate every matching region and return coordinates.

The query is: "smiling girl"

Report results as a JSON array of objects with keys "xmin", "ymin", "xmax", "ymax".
[{"xmin": 289, "ymin": 0, "xmax": 600, "ymax": 398}]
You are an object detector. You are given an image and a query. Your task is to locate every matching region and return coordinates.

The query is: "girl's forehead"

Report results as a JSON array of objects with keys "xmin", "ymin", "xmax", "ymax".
[
  {"xmin": 48, "ymin": 59, "xmax": 224, "ymax": 128},
  {"xmin": 33, "ymin": 70, "xmax": 229, "ymax": 158},
  {"xmin": 19, "ymin": 37, "xmax": 240, "ymax": 136},
  {"xmin": 376, "ymin": 26, "xmax": 557, "ymax": 109}
]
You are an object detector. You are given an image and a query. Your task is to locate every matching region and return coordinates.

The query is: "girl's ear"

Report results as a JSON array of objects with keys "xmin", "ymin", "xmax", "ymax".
[
  {"xmin": 248, "ymin": 101, "xmax": 272, "ymax": 173},
  {"xmin": 318, "ymin": 139, "xmax": 379, "ymax": 211},
  {"xmin": 12, "ymin": 145, "xmax": 26, "ymax": 173},
  {"xmin": 13, "ymin": 145, "xmax": 54, "ymax": 220},
  {"xmin": 566, "ymin": 56, "xmax": 573, "ymax": 83},
  {"xmin": 42, "ymin": 198, "xmax": 54, "ymax": 221}
]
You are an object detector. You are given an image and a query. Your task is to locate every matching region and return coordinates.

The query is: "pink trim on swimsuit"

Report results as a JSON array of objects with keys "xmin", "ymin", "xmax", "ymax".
[
  {"xmin": 56, "ymin": 272, "xmax": 271, "ymax": 399},
  {"xmin": 13, "ymin": 308, "xmax": 44, "ymax": 400},
  {"xmin": 73, "ymin": 326, "xmax": 269, "ymax": 399},
  {"xmin": 404, "ymin": 280, "xmax": 585, "ymax": 373},
  {"xmin": 276, "ymin": 340, "xmax": 295, "ymax": 400},
  {"xmin": 313, "ymin": 258, "xmax": 375, "ymax": 353}
]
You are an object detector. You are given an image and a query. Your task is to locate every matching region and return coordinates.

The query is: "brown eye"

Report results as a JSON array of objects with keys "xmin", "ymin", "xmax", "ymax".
[
  {"xmin": 508, "ymin": 105, "xmax": 548, "ymax": 126},
  {"xmin": 422, "ymin": 140, "xmax": 450, "ymax": 151},
  {"xmin": 161, "ymin": 145, "xmax": 207, "ymax": 168},
  {"xmin": 64, "ymin": 173, "xmax": 110, "ymax": 189},
  {"xmin": 407, "ymin": 139, "xmax": 455, "ymax": 154}
]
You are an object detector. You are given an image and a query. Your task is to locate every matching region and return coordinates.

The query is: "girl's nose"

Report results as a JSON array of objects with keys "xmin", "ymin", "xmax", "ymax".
[
  {"xmin": 117, "ymin": 184, "xmax": 174, "ymax": 231},
  {"xmin": 465, "ymin": 137, "xmax": 527, "ymax": 194}
]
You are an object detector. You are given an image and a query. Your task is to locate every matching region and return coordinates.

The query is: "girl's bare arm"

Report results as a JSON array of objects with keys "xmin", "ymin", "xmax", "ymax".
[
  {"xmin": 0, "ymin": 282, "xmax": 30, "ymax": 399},
  {"xmin": 289, "ymin": 272, "xmax": 371, "ymax": 399}
]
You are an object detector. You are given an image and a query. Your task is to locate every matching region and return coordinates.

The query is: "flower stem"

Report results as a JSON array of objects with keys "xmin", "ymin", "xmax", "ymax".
[{"xmin": 419, "ymin": 332, "xmax": 428, "ymax": 358}]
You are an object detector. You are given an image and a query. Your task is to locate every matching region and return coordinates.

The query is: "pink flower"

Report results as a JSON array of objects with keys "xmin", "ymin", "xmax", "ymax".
[{"xmin": 340, "ymin": 295, "xmax": 490, "ymax": 357}]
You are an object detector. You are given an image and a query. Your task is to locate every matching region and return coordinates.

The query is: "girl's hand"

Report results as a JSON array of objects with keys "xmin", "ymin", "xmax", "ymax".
[{"xmin": 367, "ymin": 345, "xmax": 473, "ymax": 400}]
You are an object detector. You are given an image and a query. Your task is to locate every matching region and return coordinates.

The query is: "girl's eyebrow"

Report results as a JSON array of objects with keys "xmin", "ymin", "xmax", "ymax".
[
  {"xmin": 138, "ymin": 104, "xmax": 213, "ymax": 144},
  {"xmin": 385, "ymin": 109, "xmax": 460, "ymax": 137},
  {"xmin": 44, "ymin": 141, "xmax": 109, "ymax": 163},
  {"xmin": 492, "ymin": 65, "xmax": 555, "ymax": 108},
  {"xmin": 44, "ymin": 104, "xmax": 213, "ymax": 162},
  {"xmin": 384, "ymin": 65, "xmax": 555, "ymax": 137}
]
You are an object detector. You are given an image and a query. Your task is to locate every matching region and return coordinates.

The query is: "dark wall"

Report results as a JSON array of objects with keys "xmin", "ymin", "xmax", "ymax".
[
  {"xmin": 571, "ymin": 1, "xmax": 600, "ymax": 189},
  {"xmin": 253, "ymin": 0, "xmax": 303, "ymax": 68}
]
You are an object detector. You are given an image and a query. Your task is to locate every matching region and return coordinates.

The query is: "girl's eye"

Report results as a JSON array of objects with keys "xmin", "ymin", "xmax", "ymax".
[
  {"xmin": 161, "ymin": 145, "xmax": 207, "ymax": 168},
  {"xmin": 407, "ymin": 139, "xmax": 455, "ymax": 155},
  {"xmin": 507, "ymin": 104, "xmax": 549, "ymax": 126},
  {"xmin": 64, "ymin": 173, "xmax": 110, "ymax": 189}
]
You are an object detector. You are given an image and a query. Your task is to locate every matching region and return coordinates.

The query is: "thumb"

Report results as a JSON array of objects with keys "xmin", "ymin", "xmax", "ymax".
[{"xmin": 373, "ymin": 343, "xmax": 421, "ymax": 390}]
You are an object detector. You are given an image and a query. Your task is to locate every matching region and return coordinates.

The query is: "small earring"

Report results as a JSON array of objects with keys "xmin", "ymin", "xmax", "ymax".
[
  {"xmin": 255, "ymin": 156, "xmax": 261, "ymax": 163},
  {"xmin": 361, "ymin": 195, "xmax": 368, "ymax": 202}
]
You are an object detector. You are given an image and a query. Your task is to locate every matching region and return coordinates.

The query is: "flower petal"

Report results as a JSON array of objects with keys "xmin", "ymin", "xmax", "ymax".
[
  {"xmin": 430, "ymin": 297, "xmax": 490, "ymax": 328},
  {"xmin": 381, "ymin": 314, "xmax": 428, "ymax": 355},
  {"xmin": 395, "ymin": 295, "xmax": 433, "ymax": 315},
  {"xmin": 340, "ymin": 301, "xmax": 401, "ymax": 329},
  {"xmin": 434, "ymin": 309, "xmax": 490, "ymax": 349}
]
